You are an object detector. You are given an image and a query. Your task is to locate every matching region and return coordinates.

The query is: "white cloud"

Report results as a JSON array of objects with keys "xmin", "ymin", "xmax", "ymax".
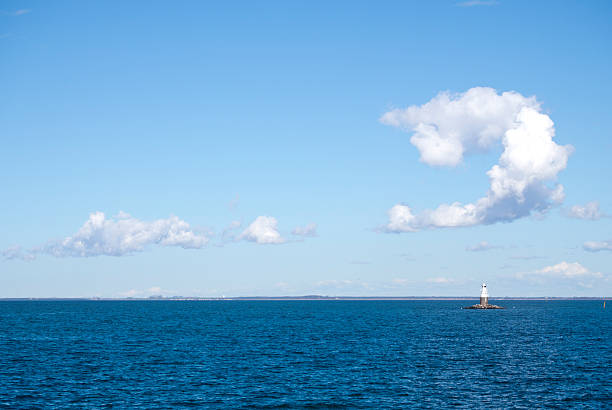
[
  {"xmin": 381, "ymin": 87, "xmax": 540, "ymax": 167},
  {"xmin": 4, "ymin": 212, "xmax": 308, "ymax": 259},
  {"xmin": 238, "ymin": 216, "xmax": 285, "ymax": 244},
  {"xmin": 381, "ymin": 87, "xmax": 572, "ymax": 231},
  {"xmin": 42, "ymin": 211, "xmax": 208, "ymax": 257},
  {"xmin": 466, "ymin": 241, "xmax": 499, "ymax": 252},
  {"xmin": 292, "ymin": 223, "xmax": 318, "ymax": 237},
  {"xmin": 518, "ymin": 261, "xmax": 602, "ymax": 279},
  {"xmin": 386, "ymin": 204, "xmax": 418, "ymax": 233},
  {"xmin": 583, "ymin": 240, "xmax": 612, "ymax": 252},
  {"xmin": 566, "ymin": 201, "xmax": 604, "ymax": 220}
]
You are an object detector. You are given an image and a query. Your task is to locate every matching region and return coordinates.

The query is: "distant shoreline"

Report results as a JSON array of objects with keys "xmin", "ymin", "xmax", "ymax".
[{"xmin": 0, "ymin": 296, "xmax": 607, "ymax": 301}]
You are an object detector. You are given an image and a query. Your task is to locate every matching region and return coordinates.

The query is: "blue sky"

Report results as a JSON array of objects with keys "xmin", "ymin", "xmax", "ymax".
[{"xmin": 1, "ymin": 0, "xmax": 611, "ymax": 297}]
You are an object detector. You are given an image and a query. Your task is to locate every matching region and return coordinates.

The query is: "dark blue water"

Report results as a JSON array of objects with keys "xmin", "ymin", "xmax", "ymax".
[{"xmin": 0, "ymin": 301, "xmax": 610, "ymax": 408}]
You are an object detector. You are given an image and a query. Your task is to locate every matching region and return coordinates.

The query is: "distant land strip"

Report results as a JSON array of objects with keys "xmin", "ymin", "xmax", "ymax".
[{"xmin": 0, "ymin": 296, "xmax": 608, "ymax": 301}]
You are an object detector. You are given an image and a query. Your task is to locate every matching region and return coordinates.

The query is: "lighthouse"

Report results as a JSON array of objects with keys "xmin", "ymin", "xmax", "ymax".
[
  {"xmin": 480, "ymin": 283, "xmax": 489, "ymax": 306},
  {"xmin": 464, "ymin": 283, "xmax": 503, "ymax": 309}
]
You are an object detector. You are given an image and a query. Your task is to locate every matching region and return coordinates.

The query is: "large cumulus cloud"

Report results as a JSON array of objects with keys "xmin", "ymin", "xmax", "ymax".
[{"xmin": 381, "ymin": 87, "xmax": 573, "ymax": 231}]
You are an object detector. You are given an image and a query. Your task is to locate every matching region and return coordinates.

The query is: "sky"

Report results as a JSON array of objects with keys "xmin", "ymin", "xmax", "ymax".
[{"xmin": 1, "ymin": 0, "xmax": 611, "ymax": 298}]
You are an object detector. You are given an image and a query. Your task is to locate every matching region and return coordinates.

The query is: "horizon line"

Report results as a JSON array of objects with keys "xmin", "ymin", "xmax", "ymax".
[{"xmin": 0, "ymin": 295, "xmax": 608, "ymax": 301}]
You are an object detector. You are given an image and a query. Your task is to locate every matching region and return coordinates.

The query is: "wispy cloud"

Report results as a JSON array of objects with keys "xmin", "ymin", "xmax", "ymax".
[
  {"xmin": 2, "ymin": 246, "xmax": 35, "ymax": 261},
  {"xmin": 292, "ymin": 223, "xmax": 318, "ymax": 238},
  {"xmin": 565, "ymin": 201, "xmax": 606, "ymax": 220},
  {"xmin": 509, "ymin": 255, "xmax": 546, "ymax": 260},
  {"xmin": 466, "ymin": 241, "xmax": 501, "ymax": 252},
  {"xmin": 219, "ymin": 220, "xmax": 242, "ymax": 244},
  {"xmin": 228, "ymin": 194, "xmax": 240, "ymax": 210},
  {"xmin": 397, "ymin": 253, "xmax": 416, "ymax": 262},
  {"xmin": 314, "ymin": 279, "xmax": 373, "ymax": 291},
  {"xmin": 119, "ymin": 286, "xmax": 176, "ymax": 298},
  {"xmin": 1, "ymin": 9, "xmax": 31, "ymax": 16},
  {"xmin": 426, "ymin": 277, "xmax": 455, "ymax": 284},
  {"xmin": 583, "ymin": 240, "xmax": 612, "ymax": 252},
  {"xmin": 517, "ymin": 261, "xmax": 603, "ymax": 280},
  {"xmin": 349, "ymin": 260, "xmax": 371, "ymax": 265},
  {"xmin": 456, "ymin": 1, "xmax": 499, "ymax": 7}
]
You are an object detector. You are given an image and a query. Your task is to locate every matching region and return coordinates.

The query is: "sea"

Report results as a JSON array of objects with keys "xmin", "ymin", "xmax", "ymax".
[{"xmin": 0, "ymin": 300, "xmax": 609, "ymax": 408}]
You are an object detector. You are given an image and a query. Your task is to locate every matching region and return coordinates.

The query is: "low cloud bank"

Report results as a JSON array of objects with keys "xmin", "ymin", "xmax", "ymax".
[{"xmin": 517, "ymin": 261, "xmax": 602, "ymax": 280}]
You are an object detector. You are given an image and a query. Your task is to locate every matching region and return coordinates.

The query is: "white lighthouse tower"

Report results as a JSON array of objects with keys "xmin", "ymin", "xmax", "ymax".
[
  {"xmin": 480, "ymin": 283, "xmax": 489, "ymax": 306},
  {"xmin": 464, "ymin": 283, "xmax": 502, "ymax": 309}
]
